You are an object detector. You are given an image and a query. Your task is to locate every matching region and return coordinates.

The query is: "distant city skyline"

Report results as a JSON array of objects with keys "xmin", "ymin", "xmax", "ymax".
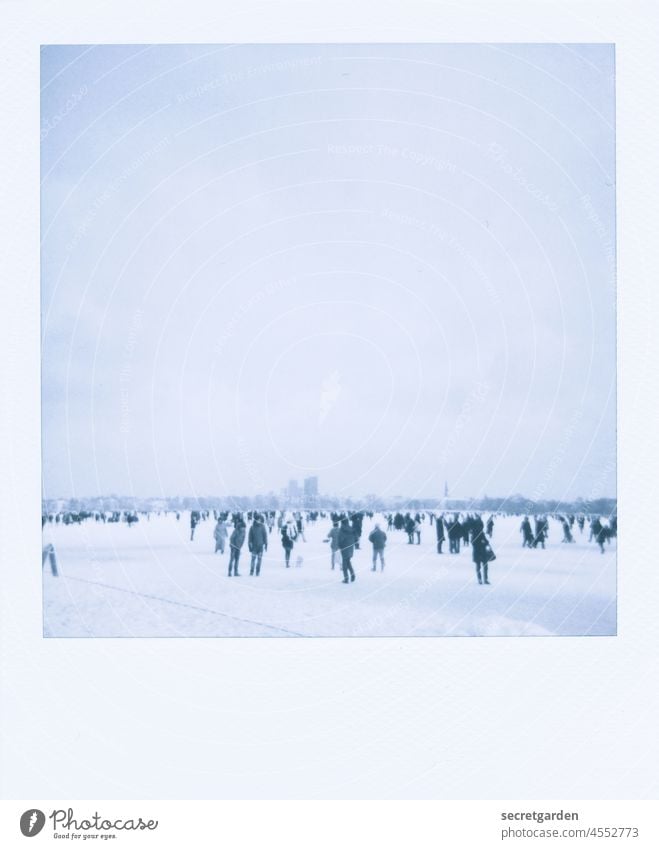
[{"xmin": 42, "ymin": 484, "xmax": 616, "ymax": 512}]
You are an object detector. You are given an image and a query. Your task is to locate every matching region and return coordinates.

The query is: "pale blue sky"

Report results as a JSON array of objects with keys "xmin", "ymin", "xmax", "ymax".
[{"xmin": 41, "ymin": 44, "xmax": 616, "ymax": 500}]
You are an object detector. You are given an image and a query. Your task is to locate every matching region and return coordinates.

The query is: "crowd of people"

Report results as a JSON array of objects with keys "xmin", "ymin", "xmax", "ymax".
[{"xmin": 42, "ymin": 505, "xmax": 617, "ymax": 587}]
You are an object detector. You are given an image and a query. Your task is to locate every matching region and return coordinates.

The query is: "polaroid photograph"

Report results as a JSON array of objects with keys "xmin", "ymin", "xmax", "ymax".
[
  {"xmin": 41, "ymin": 43, "xmax": 616, "ymax": 638},
  {"xmin": 2, "ymin": 1, "xmax": 659, "ymax": 838}
]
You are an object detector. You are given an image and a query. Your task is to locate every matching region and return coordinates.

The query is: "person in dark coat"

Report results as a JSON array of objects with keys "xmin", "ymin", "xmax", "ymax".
[
  {"xmin": 295, "ymin": 513, "xmax": 306, "ymax": 542},
  {"xmin": 520, "ymin": 516, "xmax": 534, "ymax": 548},
  {"xmin": 338, "ymin": 518, "xmax": 356, "ymax": 583},
  {"xmin": 435, "ymin": 515, "xmax": 445, "ymax": 553},
  {"xmin": 351, "ymin": 511, "xmax": 363, "ymax": 549},
  {"xmin": 462, "ymin": 517, "xmax": 471, "ymax": 548},
  {"xmin": 190, "ymin": 510, "xmax": 200, "ymax": 541},
  {"xmin": 471, "ymin": 514, "xmax": 485, "ymax": 540},
  {"xmin": 590, "ymin": 517, "xmax": 607, "ymax": 553},
  {"xmin": 448, "ymin": 515, "xmax": 462, "ymax": 553},
  {"xmin": 248, "ymin": 514, "xmax": 268, "ymax": 576},
  {"xmin": 533, "ymin": 516, "xmax": 548, "ymax": 549},
  {"xmin": 486, "ymin": 516, "xmax": 494, "ymax": 538},
  {"xmin": 404, "ymin": 514, "xmax": 415, "ymax": 544},
  {"xmin": 281, "ymin": 523, "xmax": 297, "ymax": 567},
  {"xmin": 472, "ymin": 526, "xmax": 495, "ymax": 585},
  {"xmin": 609, "ymin": 515, "xmax": 617, "ymax": 540},
  {"xmin": 228, "ymin": 520, "xmax": 245, "ymax": 576},
  {"xmin": 368, "ymin": 524, "xmax": 387, "ymax": 571}
]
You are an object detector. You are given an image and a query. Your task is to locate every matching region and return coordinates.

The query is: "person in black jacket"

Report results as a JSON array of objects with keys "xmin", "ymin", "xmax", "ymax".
[
  {"xmin": 560, "ymin": 516, "xmax": 574, "ymax": 543},
  {"xmin": 351, "ymin": 511, "xmax": 363, "ymax": 549},
  {"xmin": 533, "ymin": 515, "xmax": 548, "ymax": 549},
  {"xmin": 590, "ymin": 517, "xmax": 607, "ymax": 553},
  {"xmin": 228, "ymin": 519, "xmax": 245, "ymax": 576},
  {"xmin": 248, "ymin": 514, "xmax": 268, "ymax": 576},
  {"xmin": 338, "ymin": 518, "xmax": 356, "ymax": 583},
  {"xmin": 435, "ymin": 514, "xmax": 445, "ymax": 553},
  {"xmin": 448, "ymin": 515, "xmax": 462, "ymax": 553},
  {"xmin": 404, "ymin": 514, "xmax": 415, "ymax": 544},
  {"xmin": 190, "ymin": 510, "xmax": 200, "ymax": 541},
  {"xmin": 281, "ymin": 523, "xmax": 297, "ymax": 567},
  {"xmin": 368, "ymin": 524, "xmax": 387, "ymax": 571},
  {"xmin": 520, "ymin": 516, "xmax": 534, "ymax": 548},
  {"xmin": 472, "ymin": 526, "xmax": 495, "ymax": 585}
]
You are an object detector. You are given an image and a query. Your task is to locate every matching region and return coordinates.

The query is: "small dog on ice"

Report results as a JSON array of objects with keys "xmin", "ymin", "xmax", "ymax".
[{"xmin": 295, "ymin": 555, "xmax": 304, "ymax": 568}]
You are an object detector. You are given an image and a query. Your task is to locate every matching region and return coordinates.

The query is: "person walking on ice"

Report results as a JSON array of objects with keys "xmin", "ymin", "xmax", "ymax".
[
  {"xmin": 248, "ymin": 513, "xmax": 268, "ymax": 576},
  {"xmin": 414, "ymin": 517, "xmax": 422, "ymax": 545},
  {"xmin": 486, "ymin": 515, "xmax": 494, "ymax": 538},
  {"xmin": 404, "ymin": 514, "xmax": 415, "ymax": 544},
  {"xmin": 368, "ymin": 523, "xmax": 387, "ymax": 571},
  {"xmin": 213, "ymin": 516, "xmax": 228, "ymax": 554},
  {"xmin": 281, "ymin": 523, "xmax": 297, "ymax": 567},
  {"xmin": 338, "ymin": 518, "xmax": 357, "ymax": 583},
  {"xmin": 520, "ymin": 516, "xmax": 534, "ymax": 548},
  {"xmin": 435, "ymin": 514, "xmax": 445, "ymax": 553},
  {"xmin": 560, "ymin": 516, "xmax": 574, "ymax": 543},
  {"xmin": 324, "ymin": 521, "xmax": 341, "ymax": 570},
  {"xmin": 590, "ymin": 516, "xmax": 607, "ymax": 553},
  {"xmin": 228, "ymin": 518, "xmax": 245, "ymax": 577},
  {"xmin": 190, "ymin": 510, "xmax": 200, "ymax": 541},
  {"xmin": 472, "ymin": 525, "xmax": 496, "ymax": 585},
  {"xmin": 295, "ymin": 513, "xmax": 306, "ymax": 542}
]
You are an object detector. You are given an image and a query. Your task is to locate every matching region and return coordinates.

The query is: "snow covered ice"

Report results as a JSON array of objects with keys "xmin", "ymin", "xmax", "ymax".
[{"xmin": 42, "ymin": 512, "xmax": 616, "ymax": 637}]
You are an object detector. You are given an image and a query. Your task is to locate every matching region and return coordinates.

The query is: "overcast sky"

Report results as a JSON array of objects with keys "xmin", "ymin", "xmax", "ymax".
[{"xmin": 41, "ymin": 43, "xmax": 615, "ymax": 501}]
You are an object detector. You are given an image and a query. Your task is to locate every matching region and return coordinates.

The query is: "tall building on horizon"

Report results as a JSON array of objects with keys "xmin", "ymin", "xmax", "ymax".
[{"xmin": 303, "ymin": 476, "xmax": 319, "ymax": 507}]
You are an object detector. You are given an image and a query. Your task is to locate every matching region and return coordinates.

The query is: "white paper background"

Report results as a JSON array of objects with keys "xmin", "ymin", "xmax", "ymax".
[{"xmin": 1, "ymin": 0, "xmax": 658, "ymax": 800}]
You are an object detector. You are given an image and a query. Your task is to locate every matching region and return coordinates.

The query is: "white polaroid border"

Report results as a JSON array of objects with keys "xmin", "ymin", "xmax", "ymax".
[{"xmin": 1, "ymin": 0, "xmax": 657, "ymax": 805}]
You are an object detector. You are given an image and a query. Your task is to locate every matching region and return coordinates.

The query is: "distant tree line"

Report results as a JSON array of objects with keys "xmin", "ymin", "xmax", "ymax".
[{"xmin": 43, "ymin": 493, "xmax": 616, "ymax": 517}]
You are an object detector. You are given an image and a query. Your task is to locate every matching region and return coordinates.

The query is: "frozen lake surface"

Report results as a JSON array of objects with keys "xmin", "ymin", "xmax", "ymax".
[{"xmin": 42, "ymin": 513, "xmax": 616, "ymax": 637}]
